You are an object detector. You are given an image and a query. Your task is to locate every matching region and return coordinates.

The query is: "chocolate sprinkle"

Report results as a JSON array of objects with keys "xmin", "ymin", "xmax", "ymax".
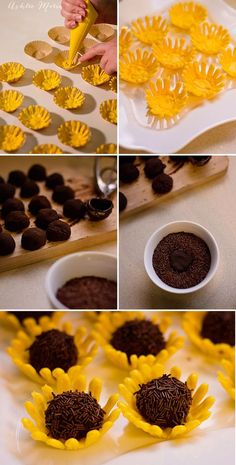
[{"xmin": 201, "ymin": 311, "xmax": 235, "ymax": 346}]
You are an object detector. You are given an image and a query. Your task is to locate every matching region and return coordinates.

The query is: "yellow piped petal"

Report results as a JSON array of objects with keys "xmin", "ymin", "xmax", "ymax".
[
  {"xmin": 54, "ymin": 50, "xmax": 80, "ymax": 70},
  {"xmin": 131, "ymin": 15, "xmax": 168, "ymax": 45},
  {"xmin": 0, "ymin": 125, "xmax": 25, "ymax": 152},
  {"xmin": 109, "ymin": 76, "xmax": 117, "ymax": 92},
  {"xmin": 89, "ymin": 377, "xmax": 102, "ymax": 401},
  {"xmin": 0, "ymin": 90, "xmax": 24, "ymax": 112},
  {"xmin": 81, "ymin": 64, "xmax": 110, "ymax": 86},
  {"xmin": 218, "ymin": 358, "xmax": 235, "ymax": 400},
  {"xmin": 186, "ymin": 373, "xmax": 198, "ymax": 390},
  {"xmin": 220, "ymin": 47, "xmax": 236, "ymax": 78},
  {"xmin": 170, "ymin": 366, "xmax": 181, "ymax": 379},
  {"xmin": 100, "ymin": 99, "xmax": 117, "ymax": 124},
  {"xmin": 33, "ymin": 69, "xmax": 61, "ymax": 91},
  {"xmin": 57, "ymin": 120, "xmax": 91, "ymax": 148},
  {"xmin": 29, "ymin": 144, "xmax": 63, "ymax": 154},
  {"xmin": 120, "ymin": 49, "xmax": 158, "ymax": 84},
  {"xmin": 18, "ymin": 105, "xmax": 51, "ymax": 130},
  {"xmin": 191, "ymin": 22, "xmax": 231, "ymax": 55},
  {"xmin": 119, "ymin": 27, "xmax": 133, "ymax": 56},
  {"xmin": 54, "ymin": 86, "xmax": 85, "ymax": 109},
  {"xmin": 0, "ymin": 62, "xmax": 25, "ymax": 83},
  {"xmin": 182, "ymin": 61, "xmax": 226, "ymax": 99},
  {"xmin": 169, "ymin": 2, "xmax": 207, "ymax": 30},
  {"xmin": 146, "ymin": 78, "xmax": 187, "ymax": 119},
  {"xmin": 96, "ymin": 143, "xmax": 117, "ymax": 154},
  {"xmin": 153, "ymin": 38, "xmax": 195, "ymax": 70}
]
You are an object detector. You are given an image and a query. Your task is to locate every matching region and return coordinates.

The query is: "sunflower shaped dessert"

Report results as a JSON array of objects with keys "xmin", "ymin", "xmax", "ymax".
[
  {"xmin": 0, "ymin": 62, "xmax": 25, "ymax": 83},
  {"xmin": 131, "ymin": 16, "xmax": 168, "ymax": 45},
  {"xmin": 93, "ymin": 311, "xmax": 183, "ymax": 371},
  {"xmin": 109, "ymin": 76, "xmax": 117, "ymax": 92},
  {"xmin": 22, "ymin": 370, "xmax": 120, "ymax": 450},
  {"xmin": 24, "ymin": 41, "xmax": 53, "ymax": 60},
  {"xmin": 182, "ymin": 61, "xmax": 226, "ymax": 98},
  {"xmin": 183, "ymin": 311, "xmax": 235, "ymax": 360},
  {"xmin": 96, "ymin": 143, "xmax": 117, "ymax": 154},
  {"xmin": 120, "ymin": 49, "xmax": 158, "ymax": 84},
  {"xmin": 0, "ymin": 125, "xmax": 25, "ymax": 152},
  {"xmin": 18, "ymin": 105, "xmax": 51, "ymax": 130},
  {"xmin": 54, "ymin": 86, "xmax": 85, "ymax": 110},
  {"xmin": 100, "ymin": 99, "xmax": 117, "ymax": 124},
  {"xmin": 191, "ymin": 22, "xmax": 231, "ymax": 55},
  {"xmin": 30, "ymin": 144, "xmax": 63, "ymax": 154},
  {"xmin": 0, "ymin": 90, "xmax": 24, "ymax": 112},
  {"xmin": 7, "ymin": 319, "xmax": 97, "ymax": 385},
  {"xmin": 220, "ymin": 47, "xmax": 236, "ymax": 78},
  {"xmin": 32, "ymin": 69, "xmax": 61, "ymax": 91},
  {"xmin": 0, "ymin": 311, "xmax": 62, "ymax": 332},
  {"xmin": 169, "ymin": 2, "xmax": 207, "ymax": 30},
  {"xmin": 57, "ymin": 120, "xmax": 91, "ymax": 148},
  {"xmin": 146, "ymin": 78, "xmax": 187, "ymax": 119},
  {"xmin": 55, "ymin": 50, "xmax": 80, "ymax": 70},
  {"xmin": 48, "ymin": 26, "xmax": 70, "ymax": 45},
  {"xmin": 153, "ymin": 38, "xmax": 195, "ymax": 70},
  {"xmin": 81, "ymin": 64, "xmax": 110, "ymax": 86},
  {"xmin": 119, "ymin": 363, "xmax": 215, "ymax": 439},
  {"xmin": 119, "ymin": 27, "xmax": 133, "ymax": 56},
  {"xmin": 218, "ymin": 357, "xmax": 235, "ymax": 400}
]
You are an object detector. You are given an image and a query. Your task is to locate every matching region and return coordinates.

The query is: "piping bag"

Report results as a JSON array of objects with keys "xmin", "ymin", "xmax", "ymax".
[{"xmin": 68, "ymin": 0, "xmax": 98, "ymax": 66}]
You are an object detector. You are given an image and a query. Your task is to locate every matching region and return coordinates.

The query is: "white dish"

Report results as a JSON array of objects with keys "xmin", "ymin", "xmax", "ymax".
[{"xmin": 119, "ymin": 0, "xmax": 236, "ymax": 153}]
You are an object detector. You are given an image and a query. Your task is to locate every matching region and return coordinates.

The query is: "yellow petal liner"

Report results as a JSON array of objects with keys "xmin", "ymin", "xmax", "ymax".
[
  {"xmin": 131, "ymin": 16, "xmax": 168, "ymax": 45},
  {"xmin": 191, "ymin": 22, "xmax": 231, "ymax": 55},
  {"xmin": 182, "ymin": 61, "xmax": 226, "ymax": 98},
  {"xmin": 0, "ymin": 311, "xmax": 62, "ymax": 332},
  {"xmin": 218, "ymin": 357, "xmax": 235, "ymax": 400},
  {"xmin": 0, "ymin": 125, "xmax": 25, "ymax": 152},
  {"xmin": 182, "ymin": 312, "xmax": 235, "ymax": 360},
  {"xmin": 120, "ymin": 49, "xmax": 158, "ymax": 84},
  {"xmin": 7, "ymin": 318, "xmax": 97, "ymax": 385},
  {"xmin": 81, "ymin": 64, "xmax": 110, "ymax": 86},
  {"xmin": 0, "ymin": 62, "xmax": 25, "ymax": 83},
  {"xmin": 146, "ymin": 78, "xmax": 187, "ymax": 119},
  {"xmin": 96, "ymin": 143, "xmax": 117, "ymax": 154},
  {"xmin": 153, "ymin": 38, "xmax": 195, "ymax": 70},
  {"xmin": 24, "ymin": 41, "xmax": 53, "ymax": 60},
  {"xmin": 48, "ymin": 26, "xmax": 70, "ymax": 45},
  {"xmin": 33, "ymin": 69, "xmax": 61, "ymax": 91},
  {"xmin": 22, "ymin": 371, "xmax": 119, "ymax": 450},
  {"xmin": 18, "ymin": 105, "xmax": 51, "ymax": 130},
  {"xmin": 100, "ymin": 99, "xmax": 117, "ymax": 124},
  {"xmin": 109, "ymin": 76, "xmax": 117, "ymax": 92},
  {"xmin": 169, "ymin": 2, "xmax": 207, "ymax": 30},
  {"xmin": 119, "ymin": 27, "xmax": 133, "ymax": 56},
  {"xmin": 220, "ymin": 47, "xmax": 236, "ymax": 78},
  {"xmin": 29, "ymin": 144, "xmax": 63, "ymax": 154},
  {"xmin": 119, "ymin": 362, "xmax": 214, "ymax": 439},
  {"xmin": 92, "ymin": 311, "xmax": 184, "ymax": 371},
  {"xmin": 55, "ymin": 50, "xmax": 80, "ymax": 70},
  {"xmin": 0, "ymin": 90, "xmax": 24, "ymax": 112},
  {"xmin": 57, "ymin": 120, "xmax": 91, "ymax": 148},
  {"xmin": 54, "ymin": 86, "xmax": 85, "ymax": 109}
]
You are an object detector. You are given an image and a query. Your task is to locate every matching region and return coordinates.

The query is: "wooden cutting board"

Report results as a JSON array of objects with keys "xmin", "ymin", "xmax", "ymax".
[
  {"xmin": 0, "ymin": 171, "xmax": 117, "ymax": 273},
  {"xmin": 120, "ymin": 156, "xmax": 228, "ymax": 218}
]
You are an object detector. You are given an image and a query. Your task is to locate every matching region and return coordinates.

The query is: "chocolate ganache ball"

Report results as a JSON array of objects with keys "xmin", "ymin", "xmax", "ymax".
[
  {"xmin": 21, "ymin": 227, "xmax": 47, "ymax": 251},
  {"xmin": 119, "ymin": 192, "xmax": 127, "ymax": 212},
  {"xmin": 52, "ymin": 185, "xmax": 75, "ymax": 205},
  {"xmin": 1, "ymin": 198, "xmax": 25, "ymax": 219},
  {"xmin": 9, "ymin": 311, "xmax": 53, "ymax": 323},
  {"xmin": 35, "ymin": 208, "xmax": 60, "ymax": 230},
  {"xmin": 201, "ymin": 311, "xmax": 235, "ymax": 346},
  {"xmin": 0, "ymin": 232, "xmax": 16, "ymax": 255},
  {"xmin": 144, "ymin": 158, "xmax": 166, "ymax": 179},
  {"xmin": 8, "ymin": 170, "xmax": 27, "ymax": 187},
  {"xmin": 120, "ymin": 163, "xmax": 139, "ymax": 183},
  {"xmin": 152, "ymin": 173, "xmax": 173, "ymax": 194},
  {"xmin": 46, "ymin": 220, "xmax": 71, "ymax": 241},
  {"xmin": 5, "ymin": 211, "xmax": 30, "ymax": 232},
  {"xmin": 46, "ymin": 173, "xmax": 64, "ymax": 189},
  {"xmin": 28, "ymin": 164, "xmax": 47, "ymax": 181},
  {"xmin": 20, "ymin": 180, "xmax": 40, "ymax": 198},
  {"xmin": 63, "ymin": 199, "xmax": 86, "ymax": 220},
  {"xmin": 28, "ymin": 195, "xmax": 51, "ymax": 215},
  {"xmin": 0, "ymin": 183, "xmax": 16, "ymax": 204},
  {"xmin": 0, "ymin": 176, "xmax": 5, "ymax": 184},
  {"xmin": 119, "ymin": 156, "xmax": 136, "ymax": 164}
]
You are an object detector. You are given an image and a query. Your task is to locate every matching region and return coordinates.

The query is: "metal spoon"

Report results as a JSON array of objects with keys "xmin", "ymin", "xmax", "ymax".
[{"xmin": 94, "ymin": 156, "xmax": 117, "ymax": 197}]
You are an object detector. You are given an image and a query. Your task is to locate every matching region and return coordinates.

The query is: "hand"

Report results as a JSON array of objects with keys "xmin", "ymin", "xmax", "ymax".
[
  {"xmin": 61, "ymin": 0, "xmax": 117, "ymax": 29},
  {"xmin": 80, "ymin": 38, "xmax": 117, "ymax": 75}
]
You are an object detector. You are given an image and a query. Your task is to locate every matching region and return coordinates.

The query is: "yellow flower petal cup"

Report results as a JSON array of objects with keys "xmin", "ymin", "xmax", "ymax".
[
  {"xmin": 0, "ymin": 125, "xmax": 25, "ymax": 152},
  {"xmin": 218, "ymin": 357, "xmax": 235, "ymax": 400},
  {"xmin": 32, "ymin": 69, "xmax": 61, "ymax": 91},
  {"xmin": 153, "ymin": 38, "xmax": 195, "ymax": 70},
  {"xmin": 131, "ymin": 16, "xmax": 168, "ymax": 45},
  {"xmin": 54, "ymin": 87, "xmax": 85, "ymax": 109},
  {"xmin": 22, "ymin": 371, "xmax": 120, "ymax": 450},
  {"xmin": 169, "ymin": 2, "xmax": 207, "ymax": 30},
  {"xmin": 93, "ymin": 311, "xmax": 184, "ymax": 371},
  {"xmin": 0, "ymin": 90, "xmax": 24, "ymax": 112},
  {"xmin": 30, "ymin": 144, "xmax": 63, "ymax": 154},
  {"xmin": 96, "ymin": 143, "xmax": 117, "ymax": 154},
  {"xmin": 109, "ymin": 76, "xmax": 117, "ymax": 92},
  {"xmin": 81, "ymin": 64, "xmax": 110, "ymax": 86},
  {"xmin": 0, "ymin": 311, "xmax": 62, "ymax": 332},
  {"xmin": 119, "ymin": 27, "xmax": 133, "ymax": 56},
  {"xmin": 0, "ymin": 62, "xmax": 25, "ymax": 83},
  {"xmin": 18, "ymin": 105, "xmax": 51, "ymax": 130},
  {"xmin": 182, "ymin": 62, "xmax": 226, "ymax": 98},
  {"xmin": 55, "ymin": 50, "xmax": 80, "ymax": 70},
  {"xmin": 191, "ymin": 22, "xmax": 231, "ymax": 55},
  {"xmin": 146, "ymin": 78, "xmax": 187, "ymax": 119},
  {"xmin": 7, "ymin": 319, "xmax": 97, "ymax": 385},
  {"xmin": 100, "ymin": 99, "xmax": 117, "ymax": 124},
  {"xmin": 182, "ymin": 312, "xmax": 235, "ymax": 360},
  {"xmin": 120, "ymin": 49, "xmax": 158, "ymax": 84},
  {"xmin": 119, "ymin": 363, "xmax": 215, "ymax": 439},
  {"xmin": 220, "ymin": 47, "xmax": 236, "ymax": 78},
  {"xmin": 57, "ymin": 120, "xmax": 91, "ymax": 148}
]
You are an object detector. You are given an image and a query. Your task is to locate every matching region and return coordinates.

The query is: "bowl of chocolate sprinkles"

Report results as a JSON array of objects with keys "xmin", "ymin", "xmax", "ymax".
[
  {"xmin": 93, "ymin": 311, "xmax": 184, "ymax": 370},
  {"xmin": 118, "ymin": 363, "xmax": 215, "ymax": 439},
  {"xmin": 22, "ymin": 371, "xmax": 120, "ymax": 449}
]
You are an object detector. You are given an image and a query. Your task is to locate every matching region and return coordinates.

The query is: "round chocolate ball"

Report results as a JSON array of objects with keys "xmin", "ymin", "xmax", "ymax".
[
  {"xmin": 144, "ymin": 158, "xmax": 166, "ymax": 179},
  {"xmin": 20, "ymin": 180, "xmax": 40, "ymax": 198},
  {"xmin": 52, "ymin": 185, "xmax": 75, "ymax": 205},
  {"xmin": 1, "ymin": 198, "xmax": 25, "ymax": 219},
  {"xmin": 28, "ymin": 195, "xmax": 51, "ymax": 215},
  {"xmin": 169, "ymin": 156, "xmax": 189, "ymax": 163},
  {"xmin": 119, "ymin": 156, "xmax": 136, "ymax": 165},
  {"xmin": 0, "ymin": 183, "xmax": 16, "ymax": 204},
  {"xmin": 9, "ymin": 311, "xmax": 53, "ymax": 323},
  {"xmin": 5, "ymin": 211, "xmax": 30, "ymax": 232},
  {"xmin": 46, "ymin": 173, "xmax": 64, "ymax": 189},
  {"xmin": 86, "ymin": 198, "xmax": 113, "ymax": 221},
  {"xmin": 8, "ymin": 170, "xmax": 27, "ymax": 187},
  {"xmin": 63, "ymin": 199, "xmax": 86, "ymax": 220},
  {"xmin": 35, "ymin": 208, "xmax": 60, "ymax": 230},
  {"xmin": 0, "ymin": 232, "xmax": 16, "ymax": 255},
  {"xmin": 135, "ymin": 374, "xmax": 192, "ymax": 428},
  {"xmin": 0, "ymin": 176, "xmax": 5, "ymax": 184},
  {"xmin": 28, "ymin": 164, "xmax": 46, "ymax": 181},
  {"xmin": 120, "ymin": 163, "xmax": 139, "ymax": 183},
  {"xmin": 46, "ymin": 220, "xmax": 71, "ymax": 241},
  {"xmin": 152, "ymin": 173, "xmax": 173, "ymax": 194},
  {"xmin": 21, "ymin": 227, "xmax": 47, "ymax": 251},
  {"xmin": 201, "ymin": 311, "xmax": 235, "ymax": 346},
  {"xmin": 119, "ymin": 192, "xmax": 127, "ymax": 212}
]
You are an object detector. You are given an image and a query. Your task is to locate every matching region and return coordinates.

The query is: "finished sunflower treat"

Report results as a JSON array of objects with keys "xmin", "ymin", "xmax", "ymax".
[{"xmin": 0, "ymin": 311, "xmax": 61, "ymax": 332}]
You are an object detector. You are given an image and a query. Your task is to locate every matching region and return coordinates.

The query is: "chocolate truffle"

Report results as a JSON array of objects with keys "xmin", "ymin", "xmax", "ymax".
[
  {"xmin": 169, "ymin": 156, "xmax": 188, "ymax": 163},
  {"xmin": 5, "ymin": 211, "xmax": 30, "ymax": 232},
  {"xmin": 28, "ymin": 164, "xmax": 46, "ymax": 181},
  {"xmin": 201, "ymin": 311, "xmax": 235, "ymax": 346},
  {"xmin": 63, "ymin": 198, "xmax": 86, "ymax": 220},
  {"xmin": 0, "ymin": 232, "xmax": 16, "ymax": 255},
  {"xmin": 9, "ymin": 311, "xmax": 53, "ymax": 323},
  {"xmin": 20, "ymin": 180, "xmax": 40, "ymax": 198},
  {"xmin": 21, "ymin": 227, "xmax": 47, "ymax": 251},
  {"xmin": 57, "ymin": 276, "xmax": 117, "ymax": 309},
  {"xmin": 110, "ymin": 319, "xmax": 166, "ymax": 361},
  {"xmin": 8, "ymin": 170, "xmax": 27, "ymax": 187},
  {"xmin": 86, "ymin": 198, "xmax": 113, "ymax": 221},
  {"xmin": 45, "ymin": 391, "xmax": 105, "ymax": 440},
  {"xmin": 119, "ymin": 156, "xmax": 136, "ymax": 164},
  {"xmin": 152, "ymin": 173, "xmax": 173, "ymax": 194},
  {"xmin": 46, "ymin": 220, "xmax": 71, "ymax": 241},
  {"xmin": 1, "ymin": 198, "xmax": 25, "ymax": 219},
  {"xmin": 189, "ymin": 156, "xmax": 211, "ymax": 166},
  {"xmin": 46, "ymin": 173, "xmax": 64, "ymax": 189},
  {"xmin": 28, "ymin": 195, "xmax": 51, "ymax": 215},
  {"xmin": 0, "ymin": 183, "xmax": 16, "ymax": 204},
  {"xmin": 120, "ymin": 163, "xmax": 139, "ymax": 183},
  {"xmin": 28, "ymin": 329, "xmax": 78, "ymax": 372},
  {"xmin": 35, "ymin": 208, "xmax": 60, "ymax": 230},
  {"xmin": 119, "ymin": 192, "xmax": 127, "ymax": 212},
  {"xmin": 135, "ymin": 374, "xmax": 192, "ymax": 428},
  {"xmin": 52, "ymin": 185, "xmax": 75, "ymax": 205},
  {"xmin": 0, "ymin": 176, "xmax": 5, "ymax": 184},
  {"xmin": 144, "ymin": 158, "xmax": 166, "ymax": 179}
]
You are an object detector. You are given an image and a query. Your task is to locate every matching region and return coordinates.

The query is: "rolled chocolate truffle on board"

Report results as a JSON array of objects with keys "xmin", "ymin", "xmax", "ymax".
[
  {"xmin": 0, "ymin": 183, "xmax": 16, "ymax": 204},
  {"xmin": 0, "ymin": 176, "xmax": 5, "ymax": 184},
  {"xmin": 169, "ymin": 156, "xmax": 189, "ymax": 163},
  {"xmin": 20, "ymin": 180, "xmax": 40, "ymax": 198},
  {"xmin": 35, "ymin": 208, "xmax": 60, "ymax": 230},
  {"xmin": 46, "ymin": 173, "xmax": 64, "ymax": 189},
  {"xmin": 120, "ymin": 163, "xmax": 139, "ymax": 183},
  {"xmin": 86, "ymin": 198, "xmax": 113, "ymax": 221},
  {"xmin": 21, "ymin": 227, "xmax": 47, "ymax": 251},
  {"xmin": 5, "ymin": 211, "xmax": 30, "ymax": 232},
  {"xmin": 1, "ymin": 198, "xmax": 25, "ymax": 219},
  {"xmin": 63, "ymin": 199, "xmax": 86, "ymax": 220},
  {"xmin": 152, "ymin": 173, "xmax": 173, "ymax": 194},
  {"xmin": 8, "ymin": 170, "xmax": 27, "ymax": 187},
  {"xmin": 28, "ymin": 195, "xmax": 51, "ymax": 215},
  {"xmin": 52, "ymin": 185, "xmax": 75, "ymax": 205},
  {"xmin": 119, "ymin": 156, "xmax": 136, "ymax": 165},
  {"xmin": 189, "ymin": 156, "xmax": 211, "ymax": 166},
  {"xmin": 119, "ymin": 192, "xmax": 127, "ymax": 212},
  {"xmin": 144, "ymin": 158, "xmax": 166, "ymax": 179},
  {"xmin": 201, "ymin": 311, "xmax": 235, "ymax": 346},
  {"xmin": 28, "ymin": 164, "xmax": 47, "ymax": 181},
  {"xmin": 46, "ymin": 220, "xmax": 71, "ymax": 241},
  {"xmin": 0, "ymin": 232, "xmax": 16, "ymax": 255}
]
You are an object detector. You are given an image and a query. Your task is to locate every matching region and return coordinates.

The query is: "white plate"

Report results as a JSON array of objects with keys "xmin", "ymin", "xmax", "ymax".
[{"xmin": 119, "ymin": 0, "xmax": 236, "ymax": 153}]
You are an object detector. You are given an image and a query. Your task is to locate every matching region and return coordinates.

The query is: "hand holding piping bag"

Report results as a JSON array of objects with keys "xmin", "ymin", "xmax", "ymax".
[{"xmin": 61, "ymin": 0, "xmax": 117, "ymax": 29}]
